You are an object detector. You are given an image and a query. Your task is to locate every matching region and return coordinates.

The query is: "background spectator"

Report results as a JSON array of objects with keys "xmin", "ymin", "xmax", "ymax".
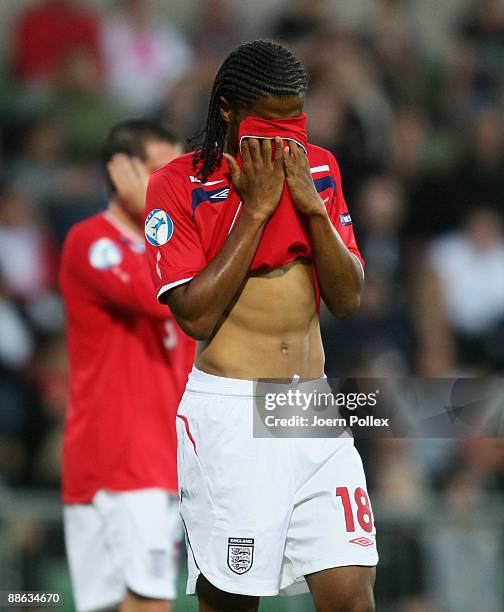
[
  {"xmin": 102, "ymin": 0, "xmax": 192, "ymax": 114},
  {"xmin": 11, "ymin": 0, "xmax": 102, "ymax": 102}
]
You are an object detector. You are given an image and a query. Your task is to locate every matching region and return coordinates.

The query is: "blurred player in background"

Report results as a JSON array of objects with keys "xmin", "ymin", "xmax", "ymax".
[
  {"xmin": 60, "ymin": 120, "xmax": 194, "ymax": 612},
  {"xmin": 145, "ymin": 41, "xmax": 377, "ymax": 612}
]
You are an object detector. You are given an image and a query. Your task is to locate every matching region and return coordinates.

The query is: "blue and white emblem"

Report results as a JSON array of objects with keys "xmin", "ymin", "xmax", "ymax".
[
  {"xmin": 340, "ymin": 213, "xmax": 353, "ymax": 226},
  {"xmin": 88, "ymin": 238, "xmax": 122, "ymax": 269},
  {"xmin": 210, "ymin": 188, "xmax": 230, "ymax": 200},
  {"xmin": 145, "ymin": 209, "xmax": 174, "ymax": 246}
]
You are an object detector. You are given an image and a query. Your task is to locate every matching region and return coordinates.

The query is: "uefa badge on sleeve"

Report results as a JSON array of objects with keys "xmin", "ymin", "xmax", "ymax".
[
  {"xmin": 88, "ymin": 238, "xmax": 123, "ymax": 269},
  {"xmin": 145, "ymin": 209, "xmax": 174, "ymax": 246},
  {"xmin": 227, "ymin": 538, "xmax": 254, "ymax": 575}
]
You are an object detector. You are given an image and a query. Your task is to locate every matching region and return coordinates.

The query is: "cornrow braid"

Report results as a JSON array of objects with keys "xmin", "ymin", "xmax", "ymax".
[{"xmin": 192, "ymin": 40, "xmax": 308, "ymax": 182}]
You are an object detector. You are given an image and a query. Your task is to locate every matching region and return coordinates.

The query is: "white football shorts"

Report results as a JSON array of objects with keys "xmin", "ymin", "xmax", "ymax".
[
  {"xmin": 64, "ymin": 488, "xmax": 182, "ymax": 611},
  {"xmin": 177, "ymin": 367, "xmax": 378, "ymax": 597}
]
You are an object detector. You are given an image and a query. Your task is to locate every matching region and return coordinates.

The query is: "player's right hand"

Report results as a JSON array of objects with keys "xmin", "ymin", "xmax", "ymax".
[
  {"xmin": 107, "ymin": 154, "xmax": 150, "ymax": 217},
  {"xmin": 224, "ymin": 137, "xmax": 284, "ymax": 221}
]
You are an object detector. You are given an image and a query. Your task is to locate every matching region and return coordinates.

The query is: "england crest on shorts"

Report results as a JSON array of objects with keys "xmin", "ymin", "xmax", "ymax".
[{"xmin": 227, "ymin": 537, "xmax": 254, "ymax": 574}]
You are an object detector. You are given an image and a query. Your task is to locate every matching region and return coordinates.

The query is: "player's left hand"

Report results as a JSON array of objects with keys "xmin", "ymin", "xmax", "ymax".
[
  {"xmin": 107, "ymin": 154, "xmax": 150, "ymax": 216},
  {"xmin": 283, "ymin": 142, "xmax": 326, "ymax": 217}
]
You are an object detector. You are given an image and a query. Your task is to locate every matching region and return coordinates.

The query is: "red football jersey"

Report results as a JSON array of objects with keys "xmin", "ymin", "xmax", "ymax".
[
  {"xmin": 144, "ymin": 146, "xmax": 364, "ymax": 302},
  {"xmin": 60, "ymin": 212, "xmax": 195, "ymax": 503}
]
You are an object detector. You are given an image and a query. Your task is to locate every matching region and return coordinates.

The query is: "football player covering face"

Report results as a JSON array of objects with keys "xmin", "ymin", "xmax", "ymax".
[
  {"xmin": 60, "ymin": 121, "xmax": 195, "ymax": 612},
  {"xmin": 145, "ymin": 42, "xmax": 377, "ymax": 612},
  {"xmin": 107, "ymin": 138, "xmax": 181, "ymax": 234}
]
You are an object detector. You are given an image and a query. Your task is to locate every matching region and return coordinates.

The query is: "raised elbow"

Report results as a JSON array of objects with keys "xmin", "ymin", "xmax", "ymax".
[
  {"xmin": 179, "ymin": 315, "xmax": 216, "ymax": 341},
  {"xmin": 329, "ymin": 293, "xmax": 361, "ymax": 320},
  {"xmin": 166, "ymin": 291, "xmax": 217, "ymax": 340}
]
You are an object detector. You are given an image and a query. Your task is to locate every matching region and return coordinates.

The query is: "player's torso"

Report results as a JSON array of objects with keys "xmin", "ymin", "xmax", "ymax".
[
  {"xmin": 60, "ymin": 214, "xmax": 189, "ymax": 499},
  {"xmin": 198, "ymin": 259, "xmax": 324, "ymax": 380},
  {"xmin": 60, "ymin": 214, "xmax": 186, "ymax": 426},
  {"xmin": 183, "ymin": 149, "xmax": 333, "ymax": 379}
]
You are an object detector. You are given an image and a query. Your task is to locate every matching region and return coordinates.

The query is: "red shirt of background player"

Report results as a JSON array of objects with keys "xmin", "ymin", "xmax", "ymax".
[{"xmin": 60, "ymin": 212, "xmax": 194, "ymax": 504}]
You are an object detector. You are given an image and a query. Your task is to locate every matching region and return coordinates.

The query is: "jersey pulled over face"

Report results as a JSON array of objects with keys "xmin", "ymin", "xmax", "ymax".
[{"xmin": 60, "ymin": 213, "xmax": 195, "ymax": 503}]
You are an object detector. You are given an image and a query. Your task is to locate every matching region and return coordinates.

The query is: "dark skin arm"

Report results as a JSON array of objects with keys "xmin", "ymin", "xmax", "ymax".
[
  {"xmin": 164, "ymin": 138, "xmax": 285, "ymax": 340},
  {"xmin": 283, "ymin": 142, "xmax": 363, "ymax": 318}
]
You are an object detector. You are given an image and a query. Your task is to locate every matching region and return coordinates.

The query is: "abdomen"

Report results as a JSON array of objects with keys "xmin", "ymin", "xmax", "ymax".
[{"xmin": 196, "ymin": 260, "xmax": 325, "ymax": 379}]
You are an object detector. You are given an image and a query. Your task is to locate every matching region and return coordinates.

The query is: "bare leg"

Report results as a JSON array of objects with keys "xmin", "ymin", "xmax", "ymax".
[
  {"xmin": 306, "ymin": 566, "xmax": 376, "ymax": 612},
  {"xmin": 197, "ymin": 575, "xmax": 259, "ymax": 612}
]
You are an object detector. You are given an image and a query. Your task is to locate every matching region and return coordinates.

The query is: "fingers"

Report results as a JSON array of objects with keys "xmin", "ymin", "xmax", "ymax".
[
  {"xmin": 283, "ymin": 144, "xmax": 294, "ymax": 173},
  {"xmin": 223, "ymin": 153, "xmax": 241, "ymax": 185},
  {"xmin": 109, "ymin": 154, "xmax": 142, "ymax": 180},
  {"xmin": 107, "ymin": 154, "xmax": 150, "ymax": 213},
  {"xmin": 131, "ymin": 157, "xmax": 150, "ymax": 181},
  {"xmin": 283, "ymin": 141, "xmax": 309, "ymax": 175},
  {"xmin": 261, "ymin": 138, "xmax": 272, "ymax": 165},
  {"xmin": 274, "ymin": 137, "xmax": 284, "ymax": 163},
  {"xmin": 247, "ymin": 138, "xmax": 261, "ymax": 164},
  {"xmin": 107, "ymin": 154, "xmax": 125, "ymax": 179},
  {"xmin": 242, "ymin": 137, "xmax": 290, "ymax": 167},
  {"xmin": 107, "ymin": 154, "xmax": 136, "ymax": 189},
  {"xmin": 107, "ymin": 160, "xmax": 119, "ymax": 184},
  {"xmin": 293, "ymin": 142, "xmax": 310, "ymax": 171},
  {"xmin": 241, "ymin": 140, "xmax": 252, "ymax": 168}
]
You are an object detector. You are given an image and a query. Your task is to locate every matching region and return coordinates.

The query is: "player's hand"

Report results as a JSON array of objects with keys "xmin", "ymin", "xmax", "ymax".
[
  {"xmin": 223, "ymin": 137, "xmax": 285, "ymax": 222},
  {"xmin": 107, "ymin": 154, "xmax": 150, "ymax": 216},
  {"xmin": 283, "ymin": 142, "xmax": 326, "ymax": 217}
]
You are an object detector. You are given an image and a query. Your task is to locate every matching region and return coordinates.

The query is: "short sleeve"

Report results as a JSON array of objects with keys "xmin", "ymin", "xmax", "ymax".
[
  {"xmin": 145, "ymin": 169, "xmax": 207, "ymax": 301},
  {"xmin": 326, "ymin": 153, "xmax": 365, "ymax": 276}
]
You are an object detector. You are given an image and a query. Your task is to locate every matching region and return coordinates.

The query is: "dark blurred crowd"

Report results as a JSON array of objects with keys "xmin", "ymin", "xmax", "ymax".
[{"xmin": 0, "ymin": 2, "xmax": 503, "ymax": 610}]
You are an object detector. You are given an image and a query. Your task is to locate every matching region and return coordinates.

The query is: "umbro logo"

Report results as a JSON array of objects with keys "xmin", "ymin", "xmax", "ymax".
[
  {"xmin": 210, "ymin": 188, "xmax": 230, "ymax": 200},
  {"xmin": 349, "ymin": 537, "xmax": 374, "ymax": 547}
]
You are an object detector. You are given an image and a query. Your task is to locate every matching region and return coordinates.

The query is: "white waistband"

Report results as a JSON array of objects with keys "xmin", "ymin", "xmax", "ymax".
[
  {"xmin": 186, "ymin": 367, "xmax": 255, "ymax": 396},
  {"xmin": 186, "ymin": 366, "xmax": 327, "ymax": 397}
]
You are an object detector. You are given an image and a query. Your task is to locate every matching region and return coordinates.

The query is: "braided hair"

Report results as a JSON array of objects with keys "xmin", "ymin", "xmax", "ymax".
[{"xmin": 192, "ymin": 40, "xmax": 308, "ymax": 182}]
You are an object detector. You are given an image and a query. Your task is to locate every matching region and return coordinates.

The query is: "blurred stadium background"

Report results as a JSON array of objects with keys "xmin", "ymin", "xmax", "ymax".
[{"xmin": 0, "ymin": 1, "xmax": 503, "ymax": 611}]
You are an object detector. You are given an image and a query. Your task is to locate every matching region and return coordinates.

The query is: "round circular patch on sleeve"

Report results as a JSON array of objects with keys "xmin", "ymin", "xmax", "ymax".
[
  {"xmin": 88, "ymin": 238, "xmax": 123, "ymax": 269},
  {"xmin": 145, "ymin": 209, "xmax": 174, "ymax": 246}
]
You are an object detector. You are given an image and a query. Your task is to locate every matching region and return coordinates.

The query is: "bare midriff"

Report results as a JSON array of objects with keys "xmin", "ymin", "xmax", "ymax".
[{"xmin": 195, "ymin": 258, "xmax": 325, "ymax": 380}]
